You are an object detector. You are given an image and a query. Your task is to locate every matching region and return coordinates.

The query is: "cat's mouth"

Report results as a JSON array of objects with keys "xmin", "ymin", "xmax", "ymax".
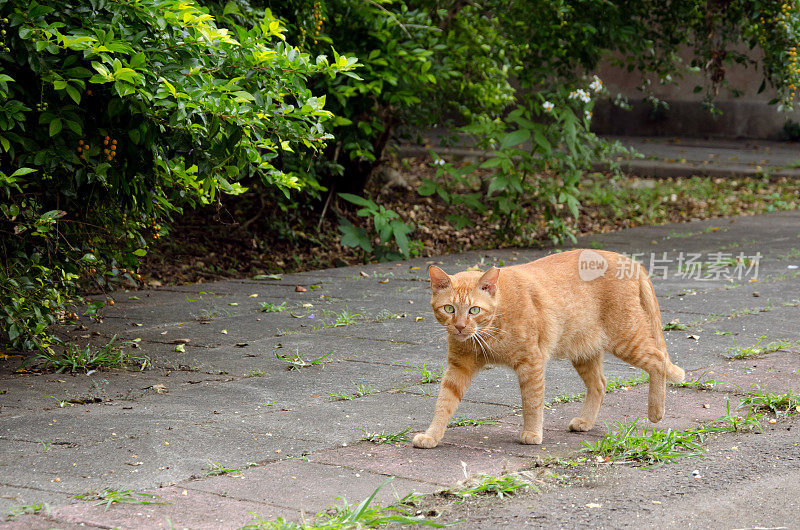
[{"xmin": 451, "ymin": 330, "xmax": 472, "ymax": 341}]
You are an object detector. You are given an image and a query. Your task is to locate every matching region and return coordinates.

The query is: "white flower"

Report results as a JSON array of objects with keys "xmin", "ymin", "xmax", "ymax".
[
  {"xmin": 542, "ymin": 101, "xmax": 554, "ymax": 112},
  {"xmin": 570, "ymin": 88, "xmax": 591, "ymax": 103},
  {"xmin": 589, "ymin": 75, "xmax": 603, "ymax": 92},
  {"xmin": 433, "ymin": 158, "xmax": 446, "ymax": 166},
  {"xmin": 585, "ymin": 110, "xmax": 593, "ymax": 120}
]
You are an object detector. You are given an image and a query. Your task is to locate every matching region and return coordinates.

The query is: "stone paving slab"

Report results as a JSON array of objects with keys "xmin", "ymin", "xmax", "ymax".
[
  {"xmin": 308, "ymin": 441, "xmax": 533, "ymax": 487},
  {"xmin": 186, "ymin": 460, "xmax": 437, "ymax": 515},
  {"xmin": 46, "ymin": 486, "xmax": 271, "ymax": 530}
]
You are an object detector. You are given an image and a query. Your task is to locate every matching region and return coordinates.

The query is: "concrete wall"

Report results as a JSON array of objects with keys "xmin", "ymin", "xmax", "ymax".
[{"xmin": 590, "ymin": 47, "xmax": 800, "ymax": 139}]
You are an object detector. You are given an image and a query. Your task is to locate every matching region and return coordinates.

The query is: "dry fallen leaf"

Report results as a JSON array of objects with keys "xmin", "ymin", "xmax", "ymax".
[
  {"xmin": 221, "ymin": 329, "xmax": 228, "ymax": 335},
  {"xmin": 171, "ymin": 338, "xmax": 191, "ymax": 344},
  {"xmin": 686, "ymin": 334, "xmax": 699, "ymax": 340},
  {"xmin": 409, "ymin": 266, "xmax": 420, "ymax": 271},
  {"xmin": 295, "ymin": 285, "xmax": 307, "ymax": 292},
  {"xmin": 359, "ymin": 271, "xmax": 369, "ymax": 277},
  {"xmin": 585, "ymin": 503, "xmax": 602, "ymax": 509},
  {"xmin": 378, "ymin": 279, "xmax": 389, "ymax": 284},
  {"xmin": 249, "ymin": 293, "xmax": 259, "ymax": 298},
  {"xmin": 150, "ymin": 384, "xmax": 168, "ymax": 394}
]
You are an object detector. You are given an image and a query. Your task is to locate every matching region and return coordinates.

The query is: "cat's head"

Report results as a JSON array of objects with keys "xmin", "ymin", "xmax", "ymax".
[{"xmin": 428, "ymin": 265, "xmax": 500, "ymax": 342}]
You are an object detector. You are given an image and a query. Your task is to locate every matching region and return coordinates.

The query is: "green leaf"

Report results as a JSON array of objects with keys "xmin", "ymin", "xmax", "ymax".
[
  {"xmin": 480, "ymin": 157, "xmax": 503, "ymax": 169},
  {"xmin": 500, "ymin": 129, "xmax": 530, "ymax": 150},
  {"xmin": 49, "ymin": 118, "xmax": 62, "ymax": 137},
  {"xmin": 10, "ymin": 168, "xmax": 37, "ymax": 177},
  {"xmin": 65, "ymin": 84, "xmax": 81, "ymax": 104},
  {"xmin": 133, "ymin": 248, "xmax": 147, "ymax": 257},
  {"xmin": 338, "ymin": 193, "xmax": 376, "ymax": 209}
]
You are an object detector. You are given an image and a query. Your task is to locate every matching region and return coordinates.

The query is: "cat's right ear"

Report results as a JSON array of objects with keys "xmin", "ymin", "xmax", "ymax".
[{"xmin": 428, "ymin": 266, "xmax": 451, "ymax": 293}]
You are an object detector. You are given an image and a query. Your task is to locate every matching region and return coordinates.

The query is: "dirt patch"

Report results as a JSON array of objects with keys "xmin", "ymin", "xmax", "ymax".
[{"xmin": 140, "ymin": 156, "xmax": 800, "ymax": 285}]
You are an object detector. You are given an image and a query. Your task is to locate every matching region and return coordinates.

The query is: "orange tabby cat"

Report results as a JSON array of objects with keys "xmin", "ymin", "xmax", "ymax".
[{"xmin": 412, "ymin": 249, "xmax": 685, "ymax": 448}]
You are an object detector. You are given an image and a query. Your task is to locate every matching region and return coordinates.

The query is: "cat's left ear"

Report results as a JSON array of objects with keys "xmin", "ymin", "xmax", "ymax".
[{"xmin": 478, "ymin": 266, "xmax": 500, "ymax": 296}]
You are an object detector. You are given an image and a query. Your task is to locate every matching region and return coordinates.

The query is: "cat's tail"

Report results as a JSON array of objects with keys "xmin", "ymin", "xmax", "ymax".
[{"xmin": 639, "ymin": 266, "xmax": 685, "ymax": 383}]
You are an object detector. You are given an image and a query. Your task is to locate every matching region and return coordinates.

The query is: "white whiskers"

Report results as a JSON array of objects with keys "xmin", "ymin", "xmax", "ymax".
[{"xmin": 468, "ymin": 322, "xmax": 505, "ymax": 363}]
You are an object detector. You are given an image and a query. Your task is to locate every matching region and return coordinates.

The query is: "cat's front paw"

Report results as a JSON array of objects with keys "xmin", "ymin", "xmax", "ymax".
[
  {"xmin": 412, "ymin": 433, "xmax": 438, "ymax": 449},
  {"xmin": 568, "ymin": 417, "xmax": 594, "ymax": 432},
  {"xmin": 519, "ymin": 430, "xmax": 542, "ymax": 445}
]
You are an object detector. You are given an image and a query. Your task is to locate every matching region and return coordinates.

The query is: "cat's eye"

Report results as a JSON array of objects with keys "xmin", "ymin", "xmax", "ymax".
[
  {"xmin": 443, "ymin": 305, "xmax": 455, "ymax": 314},
  {"xmin": 469, "ymin": 306, "xmax": 481, "ymax": 315}
]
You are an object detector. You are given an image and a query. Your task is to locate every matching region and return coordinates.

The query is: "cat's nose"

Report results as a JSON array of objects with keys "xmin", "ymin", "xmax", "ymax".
[{"xmin": 455, "ymin": 323, "xmax": 466, "ymax": 332}]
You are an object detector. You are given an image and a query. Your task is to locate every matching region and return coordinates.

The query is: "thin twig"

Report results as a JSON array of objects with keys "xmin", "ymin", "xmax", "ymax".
[{"xmin": 366, "ymin": 0, "xmax": 412, "ymax": 38}]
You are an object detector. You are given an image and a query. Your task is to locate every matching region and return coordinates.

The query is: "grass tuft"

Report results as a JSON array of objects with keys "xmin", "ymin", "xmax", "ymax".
[
  {"xmin": 396, "ymin": 361, "xmax": 443, "ymax": 384},
  {"xmin": 546, "ymin": 393, "xmax": 584, "ymax": 407},
  {"xmin": 7, "ymin": 502, "xmax": 48, "ymax": 519},
  {"xmin": 205, "ymin": 462, "xmax": 240, "ymax": 476},
  {"xmin": 75, "ymin": 489, "xmax": 170, "ymax": 512},
  {"xmin": 274, "ymin": 349, "xmax": 332, "ymax": 370},
  {"xmin": 444, "ymin": 473, "xmax": 530, "ymax": 499},
  {"xmin": 662, "ymin": 320, "xmax": 687, "ymax": 331},
  {"xmin": 448, "ymin": 416, "xmax": 497, "ymax": 427},
  {"xmin": 606, "ymin": 372, "xmax": 649, "ymax": 392},
  {"xmin": 581, "ymin": 418, "xmax": 707, "ymax": 468},
  {"xmin": 670, "ymin": 371, "xmax": 718, "ymax": 390},
  {"xmin": 740, "ymin": 387, "xmax": 800, "ymax": 416},
  {"xmin": 358, "ymin": 428, "xmax": 411, "ymax": 445},
  {"xmin": 261, "ymin": 301, "xmax": 288, "ymax": 313},
  {"xmin": 242, "ymin": 478, "xmax": 447, "ymax": 529},
  {"xmin": 30, "ymin": 336, "xmax": 148, "ymax": 373},
  {"xmin": 725, "ymin": 336, "xmax": 791, "ymax": 359},
  {"xmin": 331, "ymin": 383, "xmax": 377, "ymax": 401}
]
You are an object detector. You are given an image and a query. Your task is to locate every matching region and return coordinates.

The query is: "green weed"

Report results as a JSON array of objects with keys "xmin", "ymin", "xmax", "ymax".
[
  {"xmin": 396, "ymin": 361, "xmax": 443, "ymax": 384},
  {"xmin": 546, "ymin": 393, "xmax": 584, "ymax": 407},
  {"xmin": 358, "ymin": 428, "xmax": 411, "ymax": 446},
  {"xmin": 205, "ymin": 462, "xmax": 240, "ymax": 476},
  {"xmin": 331, "ymin": 383, "xmax": 377, "ymax": 401},
  {"xmin": 195, "ymin": 308, "xmax": 228, "ymax": 322},
  {"xmin": 375, "ymin": 309, "xmax": 402, "ymax": 322},
  {"xmin": 275, "ymin": 349, "xmax": 333, "ymax": 370},
  {"xmin": 328, "ymin": 309, "xmax": 361, "ymax": 327},
  {"xmin": 726, "ymin": 336, "xmax": 791, "ymax": 359},
  {"xmin": 606, "ymin": 372, "xmax": 649, "ymax": 392},
  {"xmin": 582, "ymin": 419, "xmax": 707, "ymax": 468},
  {"xmin": 670, "ymin": 371, "xmax": 718, "ymax": 390},
  {"xmin": 445, "ymin": 473, "xmax": 529, "ymax": 499},
  {"xmin": 75, "ymin": 489, "xmax": 170, "ymax": 512},
  {"xmin": 663, "ymin": 320, "xmax": 687, "ymax": 331},
  {"xmin": 245, "ymin": 370, "xmax": 266, "ymax": 378},
  {"xmin": 705, "ymin": 397, "xmax": 763, "ymax": 432},
  {"xmin": 740, "ymin": 387, "xmax": 800, "ymax": 416},
  {"xmin": 448, "ymin": 416, "xmax": 498, "ymax": 427},
  {"xmin": 242, "ymin": 478, "xmax": 446, "ymax": 529},
  {"xmin": 31, "ymin": 336, "xmax": 148, "ymax": 373},
  {"xmin": 261, "ymin": 301, "xmax": 288, "ymax": 313},
  {"xmin": 7, "ymin": 502, "xmax": 48, "ymax": 519}
]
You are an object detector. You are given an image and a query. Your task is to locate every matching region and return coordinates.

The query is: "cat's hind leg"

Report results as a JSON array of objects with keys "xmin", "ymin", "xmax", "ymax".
[
  {"xmin": 568, "ymin": 354, "xmax": 607, "ymax": 432},
  {"xmin": 613, "ymin": 339, "xmax": 667, "ymax": 423}
]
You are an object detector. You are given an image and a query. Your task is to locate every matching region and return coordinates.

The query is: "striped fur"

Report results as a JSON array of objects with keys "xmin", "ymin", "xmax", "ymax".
[{"xmin": 412, "ymin": 249, "xmax": 685, "ymax": 449}]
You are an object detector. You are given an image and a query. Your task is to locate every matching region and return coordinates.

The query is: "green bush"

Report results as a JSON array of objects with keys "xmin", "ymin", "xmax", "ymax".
[{"xmin": 0, "ymin": 0, "xmax": 356, "ymax": 349}]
